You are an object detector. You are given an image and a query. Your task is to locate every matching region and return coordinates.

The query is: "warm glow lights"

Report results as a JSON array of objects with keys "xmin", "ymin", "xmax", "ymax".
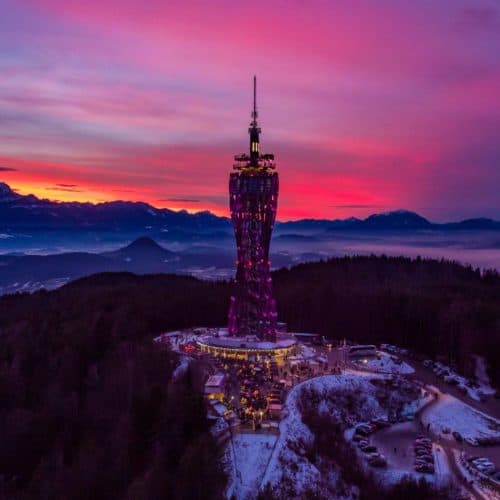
[{"xmin": 228, "ymin": 78, "xmax": 279, "ymax": 341}]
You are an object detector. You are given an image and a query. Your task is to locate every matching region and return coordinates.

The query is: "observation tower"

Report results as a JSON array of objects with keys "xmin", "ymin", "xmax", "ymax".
[{"xmin": 228, "ymin": 76, "xmax": 279, "ymax": 341}]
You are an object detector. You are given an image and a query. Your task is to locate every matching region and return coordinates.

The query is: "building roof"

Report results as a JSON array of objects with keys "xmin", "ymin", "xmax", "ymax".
[{"xmin": 205, "ymin": 373, "xmax": 225, "ymax": 387}]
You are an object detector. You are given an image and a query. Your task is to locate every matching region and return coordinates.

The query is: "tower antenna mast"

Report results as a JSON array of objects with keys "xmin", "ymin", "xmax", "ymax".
[{"xmin": 252, "ymin": 75, "xmax": 257, "ymax": 122}]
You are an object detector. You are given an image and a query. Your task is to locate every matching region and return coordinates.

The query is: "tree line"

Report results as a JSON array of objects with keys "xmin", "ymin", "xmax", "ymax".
[{"xmin": 0, "ymin": 255, "xmax": 498, "ymax": 498}]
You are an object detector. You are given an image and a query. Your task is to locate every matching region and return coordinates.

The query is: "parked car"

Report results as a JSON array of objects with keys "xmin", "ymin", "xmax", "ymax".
[
  {"xmin": 355, "ymin": 424, "xmax": 372, "ymax": 436},
  {"xmin": 362, "ymin": 445, "xmax": 377, "ymax": 453},
  {"xmin": 368, "ymin": 455, "xmax": 387, "ymax": 467},
  {"xmin": 464, "ymin": 437, "xmax": 479, "ymax": 446},
  {"xmin": 414, "ymin": 443, "xmax": 432, "ymax": 451},
  {"xmin": 476, "ymin": 436, "xmax": 500, "ymax": 446},
  {"xmin": 415, "ymin": 464, "xmax": 435, "ymax": 474},
  {"xmin": 452, "ymin": 431, "xmax": 463, "ymax": 442},
  {"xmin": 472, "ymin": 458, "xmax": 495, "ymax": 474},
  {"xmin": 476, "ymin": 463, "xmax": 495, "ymax": 474},
  {"xmin": 478, "ymin": 392, "xmax": 488, "ymax": 403},
  {"xmin": 371, "ymin": 418, "xmax": 390, "ymax": 429},
  {"xmin": 415, "ymin": 438, "xmax": 432, "ymax": 444},
  {"xmin": 414, "ymin": 442, "xmax": 432, "ymax": 449},
  {"xmin": 414, "ymin": 446, "xmax": 432, "ymax": 454}
]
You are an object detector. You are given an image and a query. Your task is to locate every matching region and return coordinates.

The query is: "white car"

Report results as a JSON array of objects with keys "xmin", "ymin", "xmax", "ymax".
[
  {"xmin": 476, "ymin": 464, "xmax": 495, "ymax": 474},
  {"xmin": 472, "ymin": 458, "xmax": 494, "ymax": 468}
]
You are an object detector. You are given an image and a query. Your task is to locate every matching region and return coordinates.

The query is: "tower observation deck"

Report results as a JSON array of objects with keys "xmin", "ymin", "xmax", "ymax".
[{"xmin": 228, "ymin": 76, "xmax": 279, "ymax": 341}]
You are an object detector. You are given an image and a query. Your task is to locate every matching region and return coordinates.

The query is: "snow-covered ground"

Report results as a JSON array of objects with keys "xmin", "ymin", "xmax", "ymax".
[
  {"xmin": 344, "ymin": 368, "xmax": 389, "ymax": 379},
  {"xmin": 425, "ymin": 359, "xmax": 495, "ymax": 402},
  {"xmin": 370, "ymin": 422, "xmax": 452, "ymax": 487},
  {"xmin": 299, "ymin": 344, "xmax": 317, "ymax": 359},
  {"xmin": 401, "ymin": 388, "xmax": 433, "ymax": 417},
  {"xmin": 229, "ymin": 433, "xmax": 277, "ymax": 500},
  {"xmin": 172, "ymin": 355, "xmax": 191, "ymax": 380},
  {"xmin": 433, "ymin": 444, "xmax": 453, "ymax": 487},
  {"xmin": 474, "ymin": 355, "xmax": 497, "ymax": 398},
  {"xmin": 355, "ymin": 352, "xmax": 414, "ymax": 375},
  {"xmin": 261, "ymin": 374, "xmax": 391, "ymax": 498},
  {"xmin": 453, "ymin": 449, "xmax": 500, "ymax": 500},
  {"xmin": 421, "ymin": 391, "xmax": 500, "ymax": 440}
]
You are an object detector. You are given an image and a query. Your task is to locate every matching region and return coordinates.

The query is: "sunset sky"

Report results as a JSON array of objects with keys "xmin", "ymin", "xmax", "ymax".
[{"xmin": 1, "ymin": 0, "xmax": 499, "ymax": 220}]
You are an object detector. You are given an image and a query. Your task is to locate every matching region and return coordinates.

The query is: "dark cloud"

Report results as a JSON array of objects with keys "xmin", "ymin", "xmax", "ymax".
[
  {"xmin": 0, "ymin": 167, "xmax": 18, "ymax": 172},
  {"xmin": 46, "ymin": 185, "xmax": 83, "ymax": 192},
  {"xmin": 330, "ymin": 205, "xmax": 380, "ymax": 209},
  {"xmin": 159, "ymin": 198, "xmax": 201, "ymax": 203}
]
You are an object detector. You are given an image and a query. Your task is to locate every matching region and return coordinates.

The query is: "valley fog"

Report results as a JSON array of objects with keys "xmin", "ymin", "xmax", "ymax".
[{"xmin": 1, "ymin": 229, "xmax": 499, "ymax": 274}]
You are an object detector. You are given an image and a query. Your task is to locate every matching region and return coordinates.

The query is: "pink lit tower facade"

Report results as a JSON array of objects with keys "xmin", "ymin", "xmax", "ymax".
[{"xmin": 228, "ymin": 77, "xmax": 279, "ymax": 341}]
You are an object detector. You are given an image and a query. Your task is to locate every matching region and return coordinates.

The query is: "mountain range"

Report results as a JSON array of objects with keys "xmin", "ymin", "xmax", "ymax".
[
  {"xmin": 1, "ymin": 182, "xmax": 499, "ymax": 235},
  {"xmin": 1, "ymin": 182, "xmax": 500, "ymax": 293}
]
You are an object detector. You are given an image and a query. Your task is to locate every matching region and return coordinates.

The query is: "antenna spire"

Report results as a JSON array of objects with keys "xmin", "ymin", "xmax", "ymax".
[
  {"xmin": 252, "ymin": 75, "xmax": 257, "ymax": 122},
  {"xmin": 233, "ymin": 76, "xmax": 275, "ymax": 171}
]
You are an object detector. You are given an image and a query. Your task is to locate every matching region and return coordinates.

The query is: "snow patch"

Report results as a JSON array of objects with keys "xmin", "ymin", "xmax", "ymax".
[
  {"xmin": 230, "ymin": 433, "xmax": 277, "ymax": 500},
  {"xmin": 422, "ymin": 392, "xmax": 500, "ymax": 440}
]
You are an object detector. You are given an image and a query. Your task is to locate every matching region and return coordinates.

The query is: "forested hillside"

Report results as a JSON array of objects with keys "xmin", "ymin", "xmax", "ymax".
[
  {"xmin": 273, "ymin": 256, "xmax": 500, "ymax": 386},
  {"xmin": 0, "ymin": 256, "xmax": 498, "ymax": 499},
  {"xmin": 0, "ymin": 275, "xmax": 228, "ymax": 500}
]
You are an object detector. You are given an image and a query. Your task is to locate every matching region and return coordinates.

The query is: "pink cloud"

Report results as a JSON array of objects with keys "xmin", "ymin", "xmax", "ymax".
[{"xmin": 1, "ymin": 0, "xmax": 499, "ymax": 220}]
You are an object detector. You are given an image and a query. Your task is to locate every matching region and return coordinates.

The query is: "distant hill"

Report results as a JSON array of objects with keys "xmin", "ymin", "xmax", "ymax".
[
  {"xmin": 103, "ymin": 236, "xmax": 176, "ymax": 261},
  {"xmin": 359, "ymin": 210, "xmax": 432, "ymax": 229},
  {"xmin": 1, "ymin": 182, "xmax": 499, "ymax": 236},
  {"xmin": 0, "ymin": 236, "xmax": 232, "ymax": 294},
  {"xmin": 0, "ymin": 182, "xmax": 229, "ymax": 234}
]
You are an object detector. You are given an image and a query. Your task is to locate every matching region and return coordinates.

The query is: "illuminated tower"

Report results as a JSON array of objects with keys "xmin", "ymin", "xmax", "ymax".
[{"xmin": 228, "ymin": 77, "xmax": 278, "ymax": 341}]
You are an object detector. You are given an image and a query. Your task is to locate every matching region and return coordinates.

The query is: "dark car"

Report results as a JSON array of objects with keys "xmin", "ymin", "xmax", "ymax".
[
  {"xmin": 355, "ymin": 425, "xmax": 372, "ymax": 437},
  {"xmin": 415, "ymin": 437, "xmax": 432, "ymax": 444},
  {"xmin": 371, "ymin": 419, "xmax": 390, "ymax": 429},
  {"xmin": 414, "ymin": 445, "xmax": 432, "ymax": 454},
  {"xmin": 414, "ymin": 441, "xmax": 432, "ymax": 448},
  {"xmin": 368, "ymin": 456, "xmax": 387, "ymax": 467},
  {"xmin": 415, "ymin": 450, "xmax": 432, "ymax": 458},
  {"xmin": 452, "ymin": 431, "xmax": 463, "ymax": 442},
  {"xmin": 415, "ymin": 464, "xmax": 435, "ymax": 474}
]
